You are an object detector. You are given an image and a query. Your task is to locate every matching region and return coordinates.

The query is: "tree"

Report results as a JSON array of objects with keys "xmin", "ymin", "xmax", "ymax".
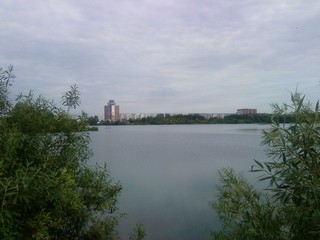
[
  {"xmin": 88, "ymin": 115, "xmax": 99, "ymax": 125},
  {"xmin": 0, "ymin": 65, "xmax": 14, "ymax": 116},
  {"xmin": 211, "ymin": 92, "xmax": 320, "ymax": 239},
  {"xmin": 211, "ymin": 169, "xmax": 288, "ymax": 240},
  {"xmin": 61, "ymin": 84, "xmax": 81, "ymax": 114},
  {"xmin": 0, "ymin": 68, "xmax": 122, "ymax": 239}
]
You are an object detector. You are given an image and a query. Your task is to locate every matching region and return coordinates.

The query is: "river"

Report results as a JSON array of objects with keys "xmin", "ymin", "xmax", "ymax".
[{"xmin": 89, "ymin": 124, "xmax": 269, "ymax": 240}]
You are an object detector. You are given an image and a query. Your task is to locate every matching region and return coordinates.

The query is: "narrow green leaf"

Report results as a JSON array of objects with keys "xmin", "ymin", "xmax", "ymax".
[
  {"xmin": 282, "ymin": 153, "xmax": 286, "ymax": 164},
  {"xmin": 254, "ymin": 159, "xmax": 264, "ymax": 169},
  {"xmin": 265, "ymin": 162, "xmax": 271, "ymax": 172},
  {"xmin": 259, "ymin": 176, "xmax": 272, "ymax": 181}
]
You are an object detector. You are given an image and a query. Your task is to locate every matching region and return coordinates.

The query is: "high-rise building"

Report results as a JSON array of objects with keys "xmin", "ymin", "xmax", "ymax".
[{"xmin": 104, "ymin": 100, "xmax": 120, "ymax": 121}]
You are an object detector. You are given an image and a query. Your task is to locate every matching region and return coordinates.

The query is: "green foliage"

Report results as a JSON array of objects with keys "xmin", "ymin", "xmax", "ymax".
[
  {"xmin": 88, "ymin": 115, "xmax": 99, "ymax": 126},
  {"xmin": 129, "ymin": 223, "xmax": 147, "ymax": 240},
  {"xmin": 223, "ymin": 113, "xmax": 275, "ymax": 124},
  {"xmin": 211, "ymin": 169, "xmax": 289, "ymax": 240},
  {"xmin": 212, "ymin": 92, "xmax": 320, "ymax": 239},
  {"xmin": 61, "ymin": 84, "xmax": 81, "ymax": 114},
  {"xmin": 255, "ymin": 92, "xmax": 320, "ymax": 238},
  {"xmin": 0, "ymin": 70, "xmax": 121, "ymax": 239},
  {"xmin": 126, "ymin": 113, "xmax": 274, "ymax": 125},
  {"xmin": 129, "ymin": 114, "xmax": 213, "ymax": 125},
  {"xmin": 87, "ymin": 126, "xmax": 99, "ymax": 131},
  {"xmin": 0, "ymin": 65, "xmax": 14, "ymax": 116}
]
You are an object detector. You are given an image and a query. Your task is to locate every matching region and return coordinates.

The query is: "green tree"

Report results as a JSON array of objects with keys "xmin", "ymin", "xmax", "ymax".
[
  {"xmin": 212, "ymin": 92, "xmax": 320, "ymax": 239},
  {"xmin": 211, "ymin": 169, "xmax": 288, "ymax": 240},
  {"xmin": 61, "ymin": 84, "xmax": 81, "ymax": 114},
  {"xmin": 88, "ymin": 115, "xmax": 99, "ymax": 125},
  {"xmin": 0, "ymin": 65, "xmax": 14, "ymax": 116},
  {"xmin": 0, "ymin": 68, "xmax": 121, "ymax": 239}
]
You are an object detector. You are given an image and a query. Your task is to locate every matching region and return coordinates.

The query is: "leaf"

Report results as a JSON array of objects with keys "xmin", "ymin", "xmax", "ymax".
[
  {"xmin": 259, "ymin": 176, "xmax": 272, "ymax": 182},
  {"xmin": 282, "ymin": 153, "xmax": 286, "ymax": 164},
  {"xmin": 254, "ymin": 159, "xmax": 264, "ymax": 169},
  {"xmin": 265, "ymin": 162, "xmax": 272, "ymax": 172}
]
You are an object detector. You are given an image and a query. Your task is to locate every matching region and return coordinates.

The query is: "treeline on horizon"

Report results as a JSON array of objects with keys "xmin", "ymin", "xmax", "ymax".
[{"xmin": 91, "ymin": 113, "xmax": 295, "ymax": 125}]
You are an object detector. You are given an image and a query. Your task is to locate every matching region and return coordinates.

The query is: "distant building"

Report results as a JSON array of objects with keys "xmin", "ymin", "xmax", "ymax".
[
  {"xmin": 236, "ymin": 108, "xmax": 257, "ymax": 115},
  {"xmin": 120, "ymin": 112, "xmax": 230, "ymax": 120},
  {"xmin": 104, "ymin": 100, "xmax": 120, "ymax": 121}
]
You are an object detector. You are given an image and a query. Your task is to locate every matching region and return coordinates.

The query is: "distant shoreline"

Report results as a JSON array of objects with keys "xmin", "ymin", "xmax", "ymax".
[{"xmin": 93, "ymin": 113, "xmax": 293, "ymax": 126}]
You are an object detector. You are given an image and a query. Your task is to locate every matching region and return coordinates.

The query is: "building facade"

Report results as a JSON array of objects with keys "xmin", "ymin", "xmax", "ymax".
[
  {"xmin": 104, "ymin": 100, "xmax": 120, "ymax": 121},
  {"xmin": 236, "ymin": 108, "xmax": 257, "ymax": 115}
]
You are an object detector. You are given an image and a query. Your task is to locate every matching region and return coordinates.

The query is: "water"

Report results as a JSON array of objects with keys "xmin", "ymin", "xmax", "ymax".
[{"xmin": 89, "ymin": 124, "xmax": 269, "ymax": 240}]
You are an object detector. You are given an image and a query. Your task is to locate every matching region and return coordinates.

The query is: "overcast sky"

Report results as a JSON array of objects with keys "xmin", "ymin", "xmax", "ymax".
[{"xmin": 1, "ymin": 0, "xmax": 319, "ymax": 118}]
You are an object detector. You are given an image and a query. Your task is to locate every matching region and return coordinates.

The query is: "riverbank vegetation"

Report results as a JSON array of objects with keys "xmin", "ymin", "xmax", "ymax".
[
  {"xmin": 211, "ymin": 93, "xmax": 320, "ymax": 239},
  {"xmin": 93, "ymin": 113, "xmax": 294, "ymax": 126},
  {"xmin": 98, "ymin": 113, "xmax": 274, "ymax": 125},
  {"xmin": 127, "ymin": 113, "xmax": 275, "ymax": 125},
  {"xmin": 0, "ymin": 66, "xmax": 122, "ymax": 239}
]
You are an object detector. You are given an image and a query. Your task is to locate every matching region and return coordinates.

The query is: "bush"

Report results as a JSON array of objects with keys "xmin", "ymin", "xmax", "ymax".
[
  {"xmin": 0, "ymin": 66, "xmax": 122, "ymax": 239},
  {"xmin": 212, "ymin": 92, "xmax": 320, "ymax": 239}
]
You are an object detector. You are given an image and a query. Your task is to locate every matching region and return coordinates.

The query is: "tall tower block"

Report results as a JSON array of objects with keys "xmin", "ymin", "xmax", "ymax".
[{"xmin": 104, "ymin": 100, "xmax": 120, "ymax": 121}]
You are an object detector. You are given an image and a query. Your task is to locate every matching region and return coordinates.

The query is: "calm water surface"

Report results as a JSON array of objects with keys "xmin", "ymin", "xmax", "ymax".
[{"xmin": 90, "ymin": 124, "xmax": 269, "ymax": 240}]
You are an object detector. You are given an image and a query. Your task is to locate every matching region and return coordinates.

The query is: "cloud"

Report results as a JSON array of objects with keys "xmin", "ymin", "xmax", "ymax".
[{"xmin": 0, "ymin": 0, "xmax": 319, "ymax": 118}]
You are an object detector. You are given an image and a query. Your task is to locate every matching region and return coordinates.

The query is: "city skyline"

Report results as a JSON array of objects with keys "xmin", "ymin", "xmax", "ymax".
[
  {"xmin": 103, "ymin": 99, "xmax": 258, "ymax": 121},
  {"xmin": 102, "ymin": 98, "xmax": 257, "ymax": 121},
  {"xmin": 0, "ymin": 1, "xmax": 319, "ymax": 119}
]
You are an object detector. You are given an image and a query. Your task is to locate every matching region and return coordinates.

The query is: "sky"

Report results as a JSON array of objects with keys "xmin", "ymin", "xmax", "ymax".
[{"xmin": 1, "ymin": 0, "xmax": 319, "ymax": 119}]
